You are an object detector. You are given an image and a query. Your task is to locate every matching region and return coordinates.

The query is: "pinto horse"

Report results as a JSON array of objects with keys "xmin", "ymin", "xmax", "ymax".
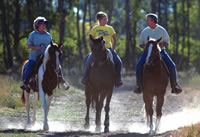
[
  {"xmin": 142, "ymin": 37, "xmax": 169, "ymax": 134},
  {"xmin": 21, "ymin": 41, "xmax": 69, "ymax": 130},
  {"xmin": 84, "ymin": 35, "xmax": 116, "ymax": 133}
]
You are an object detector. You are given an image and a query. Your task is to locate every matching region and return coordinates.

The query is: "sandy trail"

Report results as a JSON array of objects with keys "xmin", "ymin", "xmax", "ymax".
[{"xmin": 0, "ymin": 75, "xmax": 200, "ymax": 137}]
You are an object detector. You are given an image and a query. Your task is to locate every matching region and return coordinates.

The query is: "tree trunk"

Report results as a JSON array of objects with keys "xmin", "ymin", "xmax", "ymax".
[
  {"xmin": 164, "ymin": 0, "xmax": 168, "ymax": 31},
  {"xmin": 13, "ymin": 0, "xmax": 21, "ymax": 61},
  {"xmin": 132, "ymin": 20, "xmax": 137, "ymax": 69},
  {"xmin": 26, "ymin": 0, "xmax": 34, "ymax": 30},
  {"xmin": 125, "ymin": 0, "xmax": 131, "ymax": 70},
  {"xmin": 88, "ymin": 0, "xmax": 92, "ymax": 29},
  {"xmin": 151, "ymin": 0, "xmax": 157, "ymax": 13},
  {"xmin": 58, "ymin": 0, "xmax": 66, "ymax": 43},
  {"xmin": 178, "ymin": 0, "xmax": 186, "ymax": 70},
  {"xmin": 107, "ymin": 0, "xmax": 114, "ymax": 25},
  {"xmin": 0, "ymin": 0, "xmax": 13, "ymax": 68},
  {"xmin": 186, "ymin": 0, "xmax": 190, "ymax": 68},
  {"xmin": 173, "ymin": 0, "xmax": 179, "ymax": 64},
  {"xmin": 76, "ymin": 1, "xmax": 83, "ymax": 60},
  {"xmin": 82, "ymin": 0, "xmax": 88, "ymax": 55},
  {"xmin": 158, "ymin": 0, "xmax": 162, "ymax": 24}
]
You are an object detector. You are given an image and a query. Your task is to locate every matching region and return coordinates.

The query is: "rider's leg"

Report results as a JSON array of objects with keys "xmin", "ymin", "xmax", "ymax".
[
  {"xmin": 20, "ymin": 60, "xmax": 36, "ymax": 90},
  {"xmin": 81, "ymin": 53, "xmax": 93, "ymax": 85},
  {"xmin": 160, "ymin": 49, "xmax": 182, "ymax": 94},
  {"xmin": 134, "ymin": 51, "xmax": 146, "ymax": 94},
  {"xmin": 108, "ymin": 48, "xmax": 123, "ymax": 87}
]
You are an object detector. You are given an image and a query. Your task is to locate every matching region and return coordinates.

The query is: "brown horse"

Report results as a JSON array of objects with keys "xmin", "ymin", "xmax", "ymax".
[
  {"xmin": 84, "ymin": 35, "xmax": 116, "ymax": 133},
  {"xmin": 142, "ymin": 37, "xmax": 169, "ymax": 134},
  {"xmin": 20, "ymin": 41, "xmax": 69, "ymax": 130}
]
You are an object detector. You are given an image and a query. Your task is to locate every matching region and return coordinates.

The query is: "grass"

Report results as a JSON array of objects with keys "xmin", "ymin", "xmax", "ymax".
[
  {"xmin": 171, "ymin": 123, "xmax": 200, "ymax": 137},
  {"xmin": 0, "ymin": 75, "xmax": 23, "ymax": 111},
  {"xmin": 0, "ymin": 74, "xmax": 84, "ymax": 119}
]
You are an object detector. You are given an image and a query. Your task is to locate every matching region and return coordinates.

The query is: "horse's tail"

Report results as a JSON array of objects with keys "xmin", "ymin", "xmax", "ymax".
[
  {"xmin": 21, "ymin": 60, "xmax": 28, "ymax": 81},
  {"xmin": 20, "ymin": 60, "xmax": 28, "ymax": 106},
  {"xmin": 21, "ymin": 89, "xmax": 25, "ymax": 105}
]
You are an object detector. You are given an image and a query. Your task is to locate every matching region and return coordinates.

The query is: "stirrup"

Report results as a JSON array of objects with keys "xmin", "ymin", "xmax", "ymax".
[
  {"xmin": 171, "ymin": 85, "xmax": 182, "ymax": 94},
  {"xmin": 20, "ymin": 83, "xmax": 28, "ymax": 90},
  {"xmin": 115, "ymin": 80, "xmax": 123, "ymax": 88},
  {"xmin": 134, "ymin": 86, "xmax": 142, "ymax": 94}
]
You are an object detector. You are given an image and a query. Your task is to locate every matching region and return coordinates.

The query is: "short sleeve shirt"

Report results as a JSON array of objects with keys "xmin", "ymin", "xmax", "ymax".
[
  {"xmin": 90, "ymin": 25, "xmax": 116, "ymax": 48},
  {"xmin": 27, "ymin": 30, "xmax": 52, "ymax": 61},
  {"xmin": 139, "ymin": 24, "xmax": 170, "ymax": 47}
]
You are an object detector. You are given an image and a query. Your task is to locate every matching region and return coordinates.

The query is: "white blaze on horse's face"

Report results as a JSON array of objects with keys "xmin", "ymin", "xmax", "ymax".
[
  {"xmin": 146, "ymin": 43, "xmax": 153, "ymax": 64},
  {"xmin": 56, "ymin": 51, "xmax": 60, "ymax": 72},
  {"xmin": 43, "ymin": 45, "xmax": 50, "ymax": 71}
]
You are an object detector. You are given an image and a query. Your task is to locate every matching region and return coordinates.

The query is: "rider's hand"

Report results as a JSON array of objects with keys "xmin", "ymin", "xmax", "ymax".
[
  {"xmin": 140, "ymin": 44, "xmax": 145, "ymax": 49},
  {"xmin": 159, "ymin": 42, "xmax": 168, "ymax": 48}
]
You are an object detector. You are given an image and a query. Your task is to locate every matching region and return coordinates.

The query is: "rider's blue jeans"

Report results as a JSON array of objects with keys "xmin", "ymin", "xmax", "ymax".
[
  {"xmin": 136, "ymin": 49, "xmax": 177, "ymax": 81},
  {"xmin": 24, "ymin": 59, "xmax": 36, "ymax": 82}
]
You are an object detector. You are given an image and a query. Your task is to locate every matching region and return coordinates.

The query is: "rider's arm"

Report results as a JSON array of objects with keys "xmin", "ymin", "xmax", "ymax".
[
  {"xmin": 112, "ymin": 34, "xmax": 117, "ymax": 50},
  {"xmin": 139, "ymin": 30, "xmax": 146, "ymax": 49},
  {"xmin": 160, "ymin": 28, "xmax": 170, "ymax": 48}
]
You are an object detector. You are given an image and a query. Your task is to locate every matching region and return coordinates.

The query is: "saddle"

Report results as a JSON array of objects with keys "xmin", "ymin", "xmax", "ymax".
[{"xmin": 23, "ymin": 55, "xmax": 44, "ymax": 92}]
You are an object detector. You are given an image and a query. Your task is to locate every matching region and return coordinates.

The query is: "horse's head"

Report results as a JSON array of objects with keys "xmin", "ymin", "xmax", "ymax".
[
  {"xmin": 90, "ymin": 35, "xmax": 106, "ymax": 61},
  {"xmin": 44, "ymin": 41, "xmax": 63, "ymax": 72},
  {"xmin": 144, "ymin": 36, "xmax": 162, "ymax": 65}
]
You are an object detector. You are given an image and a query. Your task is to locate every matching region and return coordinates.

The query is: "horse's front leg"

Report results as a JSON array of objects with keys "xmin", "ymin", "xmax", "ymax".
[
  {"xmin": 155, "ymin": 94, "xmax": 164, "ymax": 133},
  {"xmin": 104, "ymin": 89, "xmax": 113, "ymax": 133},
  {"xmin": 95, "ymin": 91, "xmax": 106, "ymax": 132},
  {"xmin": 24, "ymin": 90, "xmax": 31, "ymax": 126},
  {"xmin": 47, "ymin": 90, "xmax": 55, "ymax": 115},
  {"xmin": 38, "ymin": 68, "xmax": 48, "ymax": 131},
  {"xmin": 32, "ymin": 92, "xmax": 39, "ymax": 125},
  {"xmin": 143, "ymin": 94, "xmax": 153, "ymax": 134},
  {"xmin": 84, "ymin": 86, "xmax": 91, "ymax": 129},
  {"xmin": 39, "ymin": 87, "xmax": 48, "ymax": 130}
]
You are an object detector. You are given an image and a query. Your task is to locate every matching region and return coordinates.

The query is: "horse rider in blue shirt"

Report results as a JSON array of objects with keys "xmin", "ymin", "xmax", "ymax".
[{"xmin": 20, "ymin": 16, "xmax": 68, "ymax": 90}]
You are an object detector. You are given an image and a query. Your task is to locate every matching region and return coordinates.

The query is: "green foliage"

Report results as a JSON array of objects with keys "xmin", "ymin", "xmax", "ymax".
[{"xmin": 0, "ymin": 0, "xmax": 200, "ymax": 72}]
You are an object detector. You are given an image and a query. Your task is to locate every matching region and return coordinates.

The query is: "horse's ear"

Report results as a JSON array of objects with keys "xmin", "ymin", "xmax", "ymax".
[
  {"xmin": 90, "ymin": 34, "xmax": 94, "ymax": 41},
  {"xmin": 58, "ymin": 41, "xmax": 63, "ymax": 48},
  {"xmin": 157, "ymin": 37, "xmax": 162, "ymax": 43},
  {"xmin": 50, "ymin": 41, "xmax": 53, "ymax": 47},
  {"xmin": 147, "ymin": 36, "xmax": 150, "ymax": 41},
  {"xmin": 99, "ymin": 36, "xmax": 104, "ymax": 42}
]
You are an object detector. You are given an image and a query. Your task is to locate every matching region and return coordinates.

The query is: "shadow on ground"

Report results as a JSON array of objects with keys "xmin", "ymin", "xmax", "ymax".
[{"xmin": 0, "ymin": 129, "xmax": 173, "ymax": 137}]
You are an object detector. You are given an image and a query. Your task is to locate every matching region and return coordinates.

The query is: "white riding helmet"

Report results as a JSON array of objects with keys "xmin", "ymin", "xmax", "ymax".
[{"xmin": 33, "ymin": 16, "xmax": 48, "ymax": 30}]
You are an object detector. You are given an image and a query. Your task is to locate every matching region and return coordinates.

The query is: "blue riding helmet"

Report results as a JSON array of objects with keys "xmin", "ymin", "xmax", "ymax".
[{"xmin": 33, "ymin": 16, "xmax": 48, "ymax": 29}]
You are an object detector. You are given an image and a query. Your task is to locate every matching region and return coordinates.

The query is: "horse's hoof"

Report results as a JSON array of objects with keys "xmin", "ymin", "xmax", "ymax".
[
  {"xmin": 104, "ymin": 127, "xmax": 109, "ymax": 133},
  {"xmin": 84, "ymin": 123, "xmax": 90, "ymax": 130},
  {"xmin": 149, "ymin": 129, "xmax": 155, "ymax": 135},
  {"xmin": 25, "ymin": 121, "xmax": 32, "ymax": 129},
  {"xmin": 32, "ymin": 120, "xmax": 36, "ymax": 126},
  {"xmin": 95, "ymin": 126, "xmax": 101, "ymax": 132},
  {"xmin": 43, "ymin": 123, "xmax": 49, "ymax": 131}
]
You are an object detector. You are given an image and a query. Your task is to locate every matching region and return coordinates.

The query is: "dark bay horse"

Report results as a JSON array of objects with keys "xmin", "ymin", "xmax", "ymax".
[
  {"xmin": 84, "ymin": 35, "xmax": 116, "ymax": 133},
  {"xmin": 142, "ymin": 37, "xmax": 169, "ymax": 134},
  {"xmin": 21, "ymin": 41, "xmax": 69, "ymax": 130}
]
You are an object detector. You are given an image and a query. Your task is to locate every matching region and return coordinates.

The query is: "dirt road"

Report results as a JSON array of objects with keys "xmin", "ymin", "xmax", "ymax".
[{"xmin": 0, "ymin": 75, "xmax": 200, "ymax": 137}]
